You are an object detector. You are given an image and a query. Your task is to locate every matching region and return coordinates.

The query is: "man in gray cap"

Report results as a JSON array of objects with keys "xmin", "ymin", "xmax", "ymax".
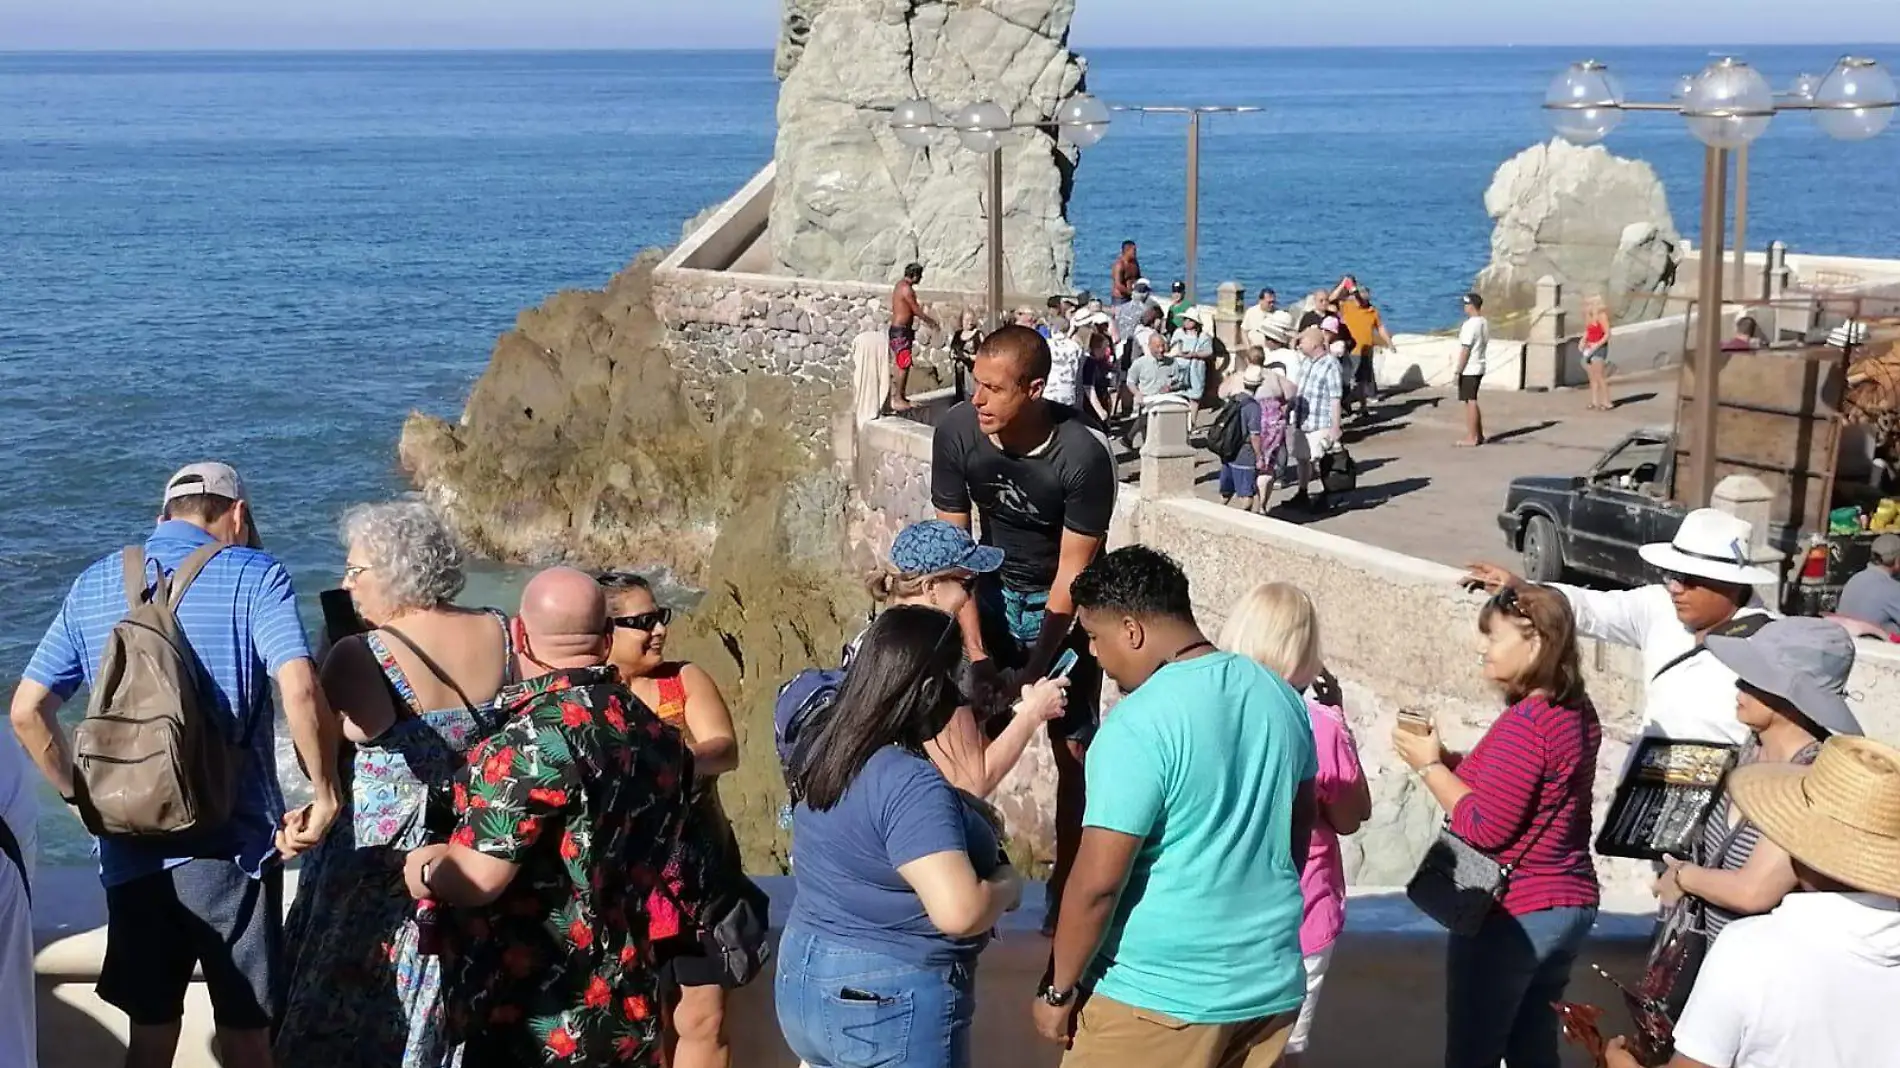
[
  {"xmin": 9, "ymin": 462, "xmax": 340, "ymax": 1068},
  {"xmin": 1833, "ymin": 533, "xmax": 1900, "ymax": 636}
]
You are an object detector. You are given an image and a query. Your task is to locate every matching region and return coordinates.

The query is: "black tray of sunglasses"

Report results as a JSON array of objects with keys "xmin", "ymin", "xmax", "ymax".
[{"xmin": 1595, "ymin": 737, "xmax": 1740, "ymax": 861}]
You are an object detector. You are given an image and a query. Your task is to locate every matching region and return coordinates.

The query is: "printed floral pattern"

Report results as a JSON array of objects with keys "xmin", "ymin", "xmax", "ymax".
[{"xmin": 447, "ymin": 666, "xmax": 688, "ymax": 1067}]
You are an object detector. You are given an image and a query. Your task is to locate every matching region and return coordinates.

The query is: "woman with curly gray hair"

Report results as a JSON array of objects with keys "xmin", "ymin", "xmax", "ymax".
[{"xmin": 276, "ymin": 500, "xmax": 516, "ymax": 1068}]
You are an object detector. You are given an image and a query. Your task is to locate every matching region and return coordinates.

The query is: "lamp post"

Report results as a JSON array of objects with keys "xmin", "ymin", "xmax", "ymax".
[
  {"xmin": 1110, "ymin": 105, "xmax": 1263, "ymax": 303},
  {"xmin": 1544, "ymin": 55, "xmax": 1896, "ymax": 507},
  {"xmin": 889, "ymin": 95, "xmax": 1112, "ymax": 327}
]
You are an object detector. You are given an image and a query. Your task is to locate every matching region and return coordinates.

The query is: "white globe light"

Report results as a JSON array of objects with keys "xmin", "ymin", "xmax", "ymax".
[
  {"xmin": 1544, "ymin": 60, "xmax": 1625, "ymax": 144},
  {"xmin": 891, "ymin": 99, "xmax": 941, "ymax": 149},
  {"xmin": 1813, "ymin": 56, "xmax": 1897, "ymax": 142},
  {"xmin": 1788, "ymin": 72, "xmax": 1821, "ymax": 102},
  {"xmin": 1673, "ymin": 74, "xmax": 1698, "ymax": 101},
  {"xmin": 1683, "ymin": 58, "xmax": 1774, "ymax": 149},
  {"xmin": 955, "ymin": 101, "xmax": 1011, "ymax": 153},
  {"xmin": 1057, "ymin": 93, "xmax": 1112, "ymax": 148}
]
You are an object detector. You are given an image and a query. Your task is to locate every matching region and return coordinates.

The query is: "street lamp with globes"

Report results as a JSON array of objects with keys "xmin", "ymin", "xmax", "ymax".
[
  {"xmin": 888, "ymin": 94, "xmax": 1110, "ymax": 327},
  {"xmin": 1543, "ymin": 54, "xmax": 1897, "ymax": 506}
]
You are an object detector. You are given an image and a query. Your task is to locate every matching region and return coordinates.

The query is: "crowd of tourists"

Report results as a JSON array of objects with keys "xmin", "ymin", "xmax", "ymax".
[{"xmin": 4, "ymin": 330, "xmax": 1900, "ymax": 1068}]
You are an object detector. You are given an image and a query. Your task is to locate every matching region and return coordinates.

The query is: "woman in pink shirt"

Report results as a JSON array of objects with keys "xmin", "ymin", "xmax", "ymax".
[{"xmin": 1220, "ymin": 582, "xmax": 1371, "ymax": 1064}]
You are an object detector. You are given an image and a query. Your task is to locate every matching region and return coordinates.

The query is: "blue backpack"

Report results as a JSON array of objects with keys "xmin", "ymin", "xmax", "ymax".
[{"xmin": 773, "ymin": 667, "xmax": 845, "ymax": 805}]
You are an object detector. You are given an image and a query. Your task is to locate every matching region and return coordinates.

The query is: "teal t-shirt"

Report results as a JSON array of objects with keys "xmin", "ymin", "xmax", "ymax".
[{"xmin": 1082, "ymin": 651, "xmax": 1319, "ymax": 1023}]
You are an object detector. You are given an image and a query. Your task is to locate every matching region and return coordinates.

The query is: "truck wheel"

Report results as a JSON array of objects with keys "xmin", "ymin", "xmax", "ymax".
[{"xmin": 1522, "ymin": 515, "xmax": 1565, "ymax": 583}]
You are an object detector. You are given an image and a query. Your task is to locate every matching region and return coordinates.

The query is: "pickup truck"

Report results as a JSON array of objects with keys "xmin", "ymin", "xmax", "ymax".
[{"xmin": 1496, "ymin": 428, "xmax": 1863, "ymax": 613}]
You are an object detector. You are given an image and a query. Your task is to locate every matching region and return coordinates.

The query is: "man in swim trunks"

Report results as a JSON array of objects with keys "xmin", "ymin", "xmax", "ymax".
[{"xmin": 890, "ymin": 262, "xmax": 940, "ymax": 413}]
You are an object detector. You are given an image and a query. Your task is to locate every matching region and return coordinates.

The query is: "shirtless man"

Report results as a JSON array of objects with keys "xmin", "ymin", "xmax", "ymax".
[
  {"xmin": 890, "ymin": 262, "xmax": 940, "ymax": 413},
  {"xmin": 1110, "ymin": 241, "xmax": 1141, "ymax": 304}
]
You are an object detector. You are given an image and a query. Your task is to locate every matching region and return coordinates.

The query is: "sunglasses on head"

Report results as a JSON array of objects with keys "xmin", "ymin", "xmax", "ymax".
[
  {"xmin": 595, "ymin": 571, "xmax": 650, "ymax": 590},
  {"xmin": 1490, "ymin": 585, "xmax": 1530, "ymax": 619},
  {"xmin": 609, "ymin": 608, "xmax": 673, "ymax": 632}
]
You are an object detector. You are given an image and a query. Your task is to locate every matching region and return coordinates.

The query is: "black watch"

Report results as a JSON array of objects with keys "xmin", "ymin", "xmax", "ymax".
[{"xmin": 1037, "ymin": 982, "xmax": 1077, "ymax": 1008}]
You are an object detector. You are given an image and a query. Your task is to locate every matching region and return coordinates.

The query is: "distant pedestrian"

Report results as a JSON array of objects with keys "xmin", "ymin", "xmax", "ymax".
[
  {"xmin": 1165, "ymin": 280, "xmax": 1193, "ymax": 332},
  {"xmin": 1221, "ymin": 582, "xmax": 1370, "ymax": 1066},
  {"xmin": 1247, "ymin": 346, "xmax": 1296, "ymax": 508},
  {"xmin": 1045, "ymin": 315, "xmax": 1088, "ymax": 410},
  {"xmin": 10, "ymin": 462, "xmax": 342, "ymax": 1068},
  {"xmin": 1033, "ymin": 547, "xmax": 1318, "ymax": 1068},
  {"xmin": 1581, "ymin": 294, "xmax": 1614, "ymax": 411},
  {"xmin": 1288, "ymin": 327, "xmax": 1345, "ymax": 512},
  {"xmin": 1391, "ymin": 583, "xmax": 1600, "ymax": 1068},
  {"xmin": 1723, "ymin": 315, "xmax": 1766, "ymax": 352},
  {"xmin": 932, "ymin": 325, "xmax": 1118, "ymax": 937},
  {"xmin": 1213, "ymin": 370, "xmax": 1266, "ymax": 513},
  {"xmin": 403, "ymin": 567, "xmax": 688, "ymax": 1068},
  {"xmin": 1337, "ymin": 282, "xmax": 1392, "ymax": 415},
  {"xmin": 1242, "ymin": 288, "xmax": 1280, "ymax": 350},
  {"xmin": 890, "ymin": 263, "xmax": 941, "ymax": 413},
  {"xmin": 1835, "ymin": 534, "xmax": 1900, "ymax": 635},
  {"xmin": 949, "ymin": 308, "xmax": 985, "ymax": 400},
  {"xmin": 1112, "ymin": 241, "xmax": 1142, "ymax": 303},
  {"xmin": 1170, "ymin": 311, "xmax": 1214, "ymax": 414},
  {"xmin": 1456, "ymin": 292, "xmax": 1490, "ymax": 447},
  {"xmin": 0, "ymin": 732, "xmax": 36, "ymax": 1068}
]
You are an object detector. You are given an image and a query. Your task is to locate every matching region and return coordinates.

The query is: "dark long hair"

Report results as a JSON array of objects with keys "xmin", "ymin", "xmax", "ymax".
[{"xmin": 791, "ymin": 605, "xmax": 962, "ymax": 812}]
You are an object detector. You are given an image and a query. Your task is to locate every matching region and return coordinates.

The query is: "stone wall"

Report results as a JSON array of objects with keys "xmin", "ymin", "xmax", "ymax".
[{"xmin": 650, "ymin": 266, "xmax": 984, "ymax": 440}]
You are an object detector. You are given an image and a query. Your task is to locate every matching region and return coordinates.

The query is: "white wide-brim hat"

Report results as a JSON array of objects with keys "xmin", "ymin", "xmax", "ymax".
[{"xmin": 1637, "ymin": 507, "xmax": 1778, "ymax": 586}]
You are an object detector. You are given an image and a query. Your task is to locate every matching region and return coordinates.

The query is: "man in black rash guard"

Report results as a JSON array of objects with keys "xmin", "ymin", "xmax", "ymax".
[{"xmin": 931, "ymin": 324, "xmax": 1118, "ymax": 934}]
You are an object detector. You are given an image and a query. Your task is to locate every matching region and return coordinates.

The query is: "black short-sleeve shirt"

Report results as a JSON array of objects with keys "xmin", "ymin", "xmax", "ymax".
[{"xmin": 930, "ymin": 403, "xmax": 1118, "ymax": 592}]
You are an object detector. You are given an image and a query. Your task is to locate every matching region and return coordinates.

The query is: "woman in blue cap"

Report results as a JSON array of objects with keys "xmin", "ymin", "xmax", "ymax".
[{"xmin": 857, "ymin": 520, "xmax": 1067, "ymax": 798}]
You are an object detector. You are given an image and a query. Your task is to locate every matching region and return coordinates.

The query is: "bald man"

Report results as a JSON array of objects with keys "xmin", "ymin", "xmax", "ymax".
[{"xmin": 403, "ymin": 566, "xmax": 689, "ymax": 1068}]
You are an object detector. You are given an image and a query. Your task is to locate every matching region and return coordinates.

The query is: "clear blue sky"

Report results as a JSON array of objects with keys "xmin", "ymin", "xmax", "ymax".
[{"xmin": 4, "ymin": 0, "xmax": 1898, "ymax": 50}]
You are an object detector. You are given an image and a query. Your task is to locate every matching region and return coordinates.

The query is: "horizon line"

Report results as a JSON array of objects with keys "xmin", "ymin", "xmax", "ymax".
[{"xmin": 6, "ymin": 40, "xmax": 1898, "ymax": 55}]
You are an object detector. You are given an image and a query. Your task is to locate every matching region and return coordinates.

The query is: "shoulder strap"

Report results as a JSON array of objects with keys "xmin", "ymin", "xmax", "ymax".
[
  {"xmin": 380, "ymin": 625, "xmax": 481, "ymax": 719},
  {"xmin": 1500, "ymin": 706, "xmax": 1591, "ymax": 876},
  {"xmin": 164, "ymin": 544, "xmax": 227, "ymax": 609},
  {"xmin": 0, "ymin": 814, "xmax": 26, "ymax": 905},
  {"xmin": 486, "ymin": 609, "xmax": 519, "ymax": 685},
  {"xmin": 119, "ymin": 546, "xmax": 150, "ymax": 607},
  {"xmin": 362, "ymin": 632, "xmax": 424, "ymax": 717},
  {"xmin": 1653, "ymin": 612, "xmax": 1772, "ymax": 683}
]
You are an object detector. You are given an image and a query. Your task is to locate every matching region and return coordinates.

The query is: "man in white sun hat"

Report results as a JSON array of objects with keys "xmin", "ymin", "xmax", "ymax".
[
  {"xmin": 1605, "ymin": 734, "xmax": 1900, "ymax": 1068},
  {"xmin": 1467, "ymin": 508, "xmax": 1778, "ymax": 752}
]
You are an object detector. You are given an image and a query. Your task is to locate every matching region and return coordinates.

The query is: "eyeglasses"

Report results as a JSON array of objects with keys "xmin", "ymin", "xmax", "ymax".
[
  {"xmin": 609, "ymin": 608, "xmax": 673, "ymax": 632},
  {"xmin": 343, "ymin": 564, "xmax": 372, "ymax": 581}
]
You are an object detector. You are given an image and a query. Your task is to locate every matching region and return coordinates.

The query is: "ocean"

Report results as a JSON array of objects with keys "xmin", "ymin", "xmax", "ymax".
[{"xmin": 5, "ymin": 46, "xmax": 1898, "ymax": 861}]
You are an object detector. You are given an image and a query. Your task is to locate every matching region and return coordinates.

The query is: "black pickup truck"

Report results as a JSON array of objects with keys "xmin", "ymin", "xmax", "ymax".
[{"xmin": 1494, "ymin": 429, "xmax": 1863, "ymax": 613}]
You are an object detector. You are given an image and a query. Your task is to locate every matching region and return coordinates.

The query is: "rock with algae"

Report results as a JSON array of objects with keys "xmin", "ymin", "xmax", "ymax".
[{"xmin": 401, "ymin": 252, "xmax": 865, "ymax": 871}]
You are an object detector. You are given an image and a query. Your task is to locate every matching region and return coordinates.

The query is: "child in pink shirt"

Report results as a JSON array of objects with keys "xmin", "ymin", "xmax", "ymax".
[{"xmin": 1220, "ymin": 584, "xmax": 1371, "ymax": 1063}]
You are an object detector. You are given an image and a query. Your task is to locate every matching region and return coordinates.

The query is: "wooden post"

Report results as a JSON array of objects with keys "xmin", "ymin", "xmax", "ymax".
[{"xmin": 1690, "ymin": 145, "xmax": 1730, "ymax": 508}]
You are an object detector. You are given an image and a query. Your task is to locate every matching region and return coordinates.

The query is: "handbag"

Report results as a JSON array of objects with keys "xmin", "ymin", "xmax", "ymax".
[
  {"xmin": 1320, "ymin": 446, "xmax": 1358, "ymax": 495},
  {"xmin": 1406, "ymin": 716, "xmax": 1587, "ymax": 936},
  {"xmin": 1638, "ymin": 813, "xmax": 1755, "ymax": 1023}
]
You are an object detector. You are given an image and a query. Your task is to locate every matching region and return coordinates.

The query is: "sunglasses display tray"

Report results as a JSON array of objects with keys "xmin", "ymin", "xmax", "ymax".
[{"xmin": 1595, "ymin": 738, "xmax": 1740, "ymax": 861}]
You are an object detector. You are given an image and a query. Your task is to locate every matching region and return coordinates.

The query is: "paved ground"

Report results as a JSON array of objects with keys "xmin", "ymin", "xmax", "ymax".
[{"xmin": 1120, "ymin": 370, "xmax": 1683, "ymax": 572}]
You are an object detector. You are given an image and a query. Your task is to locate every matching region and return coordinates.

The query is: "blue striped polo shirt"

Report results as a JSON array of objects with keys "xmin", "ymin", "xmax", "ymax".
[{"xmin": 23, "ymin": 520, "xmax": 312, "ymax": 887}]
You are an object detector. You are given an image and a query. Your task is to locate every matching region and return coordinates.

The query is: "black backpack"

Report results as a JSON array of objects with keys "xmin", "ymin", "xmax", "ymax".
[
  {"xmin": 1206, "ymin": 394, "xmax": 1253, "ymax": 463},
  {"xmin": 1321, "ymin": 446, "xmax": 1359, "ymax": 495}
]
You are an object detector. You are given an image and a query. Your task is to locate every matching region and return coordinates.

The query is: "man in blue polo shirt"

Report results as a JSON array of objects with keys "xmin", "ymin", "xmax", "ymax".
[{"xmin": 8, "ymin": 462, "xmax": 340, "ymax": 1068}]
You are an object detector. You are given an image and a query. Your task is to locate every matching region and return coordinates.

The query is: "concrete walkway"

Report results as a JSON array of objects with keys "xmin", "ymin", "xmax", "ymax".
[{"xmin": 1122, "ymin": 372, "xmax": 1681, "ymax": 572}]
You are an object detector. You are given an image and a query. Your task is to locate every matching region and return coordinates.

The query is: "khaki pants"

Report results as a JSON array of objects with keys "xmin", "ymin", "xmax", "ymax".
[{"xmin": 1063, "ymin": 994, "xmax": 1298, "ymax": 1068}]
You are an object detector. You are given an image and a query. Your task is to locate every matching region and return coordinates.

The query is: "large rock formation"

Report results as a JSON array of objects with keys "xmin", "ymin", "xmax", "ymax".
[
  {"xmin": 769, "ymin": 0, "xmax": 1086, "ymax": 295},
  {"xmin": 400, "ymin": 255, "xmax": 865, "ymax": 873},
  {"xmin": 1477, "ymin": 138, "xmax": 1681, "ymax": 324}
]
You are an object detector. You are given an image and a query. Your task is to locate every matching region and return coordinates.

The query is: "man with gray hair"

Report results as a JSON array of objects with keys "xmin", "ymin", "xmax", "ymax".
[{"xmin": 1834, "ymin": 533, "xmax": 1900, "ymax": 636}]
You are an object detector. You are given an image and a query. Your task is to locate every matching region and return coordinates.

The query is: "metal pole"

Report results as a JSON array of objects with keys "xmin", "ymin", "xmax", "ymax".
[
  {"xmin": 1185, "ymin": 111, "xmax": 1201, "ymax": 302},
  {"xmin": 1691, "ymin": 145, "xmax": 1729, "ymax": 508},
  {"xmin": 1731, "ymin": 145, "xmax": 1749, "ymax": 301},
  {"xmin": 988, "ymin": 147, "xmax": 1005, "ymax": 328}
]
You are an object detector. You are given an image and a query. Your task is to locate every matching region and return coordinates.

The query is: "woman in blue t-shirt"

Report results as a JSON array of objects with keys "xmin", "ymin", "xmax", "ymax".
[{"xmin": 776, "ymin": 605, "xmax": 1056, "ymax": 1068}]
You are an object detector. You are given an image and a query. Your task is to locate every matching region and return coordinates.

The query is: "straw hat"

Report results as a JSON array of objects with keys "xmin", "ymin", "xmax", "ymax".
[
  {"xmin": 1260, "ymin": 309, "xmax": 1296, "ymax": 345},
  {"xmin": 1729, "ymin": 735, "xmax": 1900, "ymax": 899}
]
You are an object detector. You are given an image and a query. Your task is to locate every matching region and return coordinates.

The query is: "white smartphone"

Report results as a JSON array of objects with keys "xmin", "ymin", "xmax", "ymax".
[{"xmin": 1047, "ymin": 649, "xmax": 1081, "ymax": 680}]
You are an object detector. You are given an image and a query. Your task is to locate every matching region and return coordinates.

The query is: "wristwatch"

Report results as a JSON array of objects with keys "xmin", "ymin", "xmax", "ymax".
[{"xmin": 1036, "ymin": 982, "xmax": 1077, "ymax": 1008}]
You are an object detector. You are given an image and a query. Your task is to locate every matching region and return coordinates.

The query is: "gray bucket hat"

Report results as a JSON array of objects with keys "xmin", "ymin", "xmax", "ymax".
[{"xmin": 1706, "ymin": 617, "xmax": 1863, "ymax": 737}]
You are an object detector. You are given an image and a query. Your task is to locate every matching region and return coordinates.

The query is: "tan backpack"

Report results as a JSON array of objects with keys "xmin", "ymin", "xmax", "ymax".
[{"xmin": 72, "ymin": 544, "xmax": 241, "ymax": 840}]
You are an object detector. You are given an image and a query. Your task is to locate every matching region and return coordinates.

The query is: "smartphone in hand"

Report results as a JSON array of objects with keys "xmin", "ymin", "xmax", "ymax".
[
  {"xmin": 319, "ymin": 588, "xmax": 366, "ymax": 645},
  {"xmin": 1047, "ymin": 648, "xmax": 1081, "ymax": 680},
  {"xmin": 1396, "ymin": 709, "xmax": 1434, "ymax": 736}
]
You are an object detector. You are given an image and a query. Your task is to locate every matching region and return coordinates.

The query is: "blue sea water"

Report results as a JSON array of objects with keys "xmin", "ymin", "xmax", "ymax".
[{"xmin": 4, "ymin": 47, "xmax": 1898, "ymax": 861}]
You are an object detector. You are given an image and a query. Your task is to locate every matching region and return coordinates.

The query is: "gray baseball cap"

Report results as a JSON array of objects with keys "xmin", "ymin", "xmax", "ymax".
[
  {"xmin": 1874, "ymin": 534, "xmax": 1900, "ymax": 563},
  {"xmin": 1707, "ymin": 618, "xmax": 1863, "ymax": 737},
  {"xmin": 163, "ymin": 462, "xmax": 248, "ymax": 504}
]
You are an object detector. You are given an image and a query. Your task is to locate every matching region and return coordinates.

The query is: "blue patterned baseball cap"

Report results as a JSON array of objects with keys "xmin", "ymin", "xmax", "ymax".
[{"xmin": 890, "ymin": 520, "xmax": 1005, "ymax": 577}]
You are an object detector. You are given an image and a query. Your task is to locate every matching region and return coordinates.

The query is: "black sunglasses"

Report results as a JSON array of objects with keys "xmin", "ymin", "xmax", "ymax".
[
  {"xmin": 609, "ymin": 608, "xmax": 673, "ymax": 632},
  {"xmin": 1491, "ymin": 586, "xmax": 1530, "ymax": 619},
  {"xmin": 595, "ymin": 571, "xmax": 651, "ymax": 591}
]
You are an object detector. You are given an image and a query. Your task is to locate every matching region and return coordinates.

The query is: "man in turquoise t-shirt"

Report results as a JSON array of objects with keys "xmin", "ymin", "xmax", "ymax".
[{"xmin": 1031, "ymin": 546, "xmax": 1317, "ymax": 1068}]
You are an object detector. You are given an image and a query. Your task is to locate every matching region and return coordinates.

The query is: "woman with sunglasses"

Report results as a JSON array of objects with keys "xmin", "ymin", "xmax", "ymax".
[
  {"xmin": 597, "ymin": 571, "xmax": 741, "ymax": 1068},
  {"xmin": 777, "ymin": 605, "xmax": 1047, "ymax": 1068},
  {"xmin": 1391, "ymin": 584, "xmax": 1602, "ymax": 1068},
  {"xmin": 857, "ymin": 520, "xmax": 1068, "ymax": 799}
]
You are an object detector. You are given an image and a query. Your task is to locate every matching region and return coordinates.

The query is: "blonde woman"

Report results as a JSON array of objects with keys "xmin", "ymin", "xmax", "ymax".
[
  {"xmin": 1581, "ymin": 295, "xmax": 1613, "ymax": 411},
  {"xmin": 1220, "ymin": 583, "xmax": 1370, "ymax": 1064},
  {"xmin": 856, "ymin": 520, "xmax": 1067, "ymax": 798}
]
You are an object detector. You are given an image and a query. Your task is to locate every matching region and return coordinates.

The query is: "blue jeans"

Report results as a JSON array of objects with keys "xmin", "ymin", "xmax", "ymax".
[
  {"xmin": 1445, "ymin": 905, "xmax": 1596, "ymax": 1068},
  {"xmin": 775, "ymin": 925, "xmax": 977, "ymax": 1068}
]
